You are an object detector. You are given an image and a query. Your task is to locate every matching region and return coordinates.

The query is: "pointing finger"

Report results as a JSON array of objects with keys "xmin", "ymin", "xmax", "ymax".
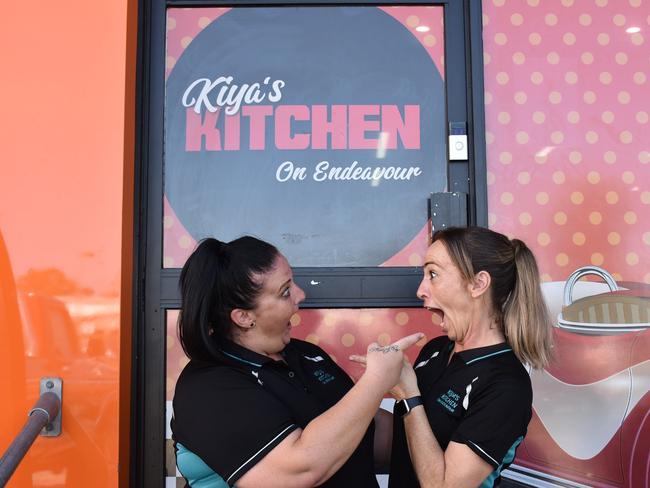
[
  {"xmin": 392, "ymin": 332, "xmax": 425, "ymax": 351},
  {"xmin": 349, "ymin": 354, "xmax": 367, "ymax": 364},
  {"xmin": 365, "ymin": 342, "xmax": 380, "ymax": 353}
]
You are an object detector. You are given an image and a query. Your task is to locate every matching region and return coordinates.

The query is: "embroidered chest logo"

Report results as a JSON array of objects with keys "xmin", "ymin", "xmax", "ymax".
[
  {"xmin": 313, "ymin": 369, "xmax": 335, "ymax": 384},
  {"xmin": 436, "ymin": 389, "xmax": 461, "ymax": 413},
  {"xmin": 437, "ymin": 377, "xmax": 479, "ymax": 413}
]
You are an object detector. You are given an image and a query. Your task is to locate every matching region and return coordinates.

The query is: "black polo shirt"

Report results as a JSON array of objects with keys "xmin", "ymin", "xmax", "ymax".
[
  {"xmin": 172, "ymin": 338, "xmax": 378, "ymax": 488},
  {"xmin": 389, "ymin": 336, "xmax": 532, "ymax": 488}
]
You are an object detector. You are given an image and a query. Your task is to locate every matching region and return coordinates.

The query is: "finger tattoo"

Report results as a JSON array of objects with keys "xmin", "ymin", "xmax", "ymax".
[{"xmin": 368, "ymin": 345, "xmax": 400, "ymax": 354}]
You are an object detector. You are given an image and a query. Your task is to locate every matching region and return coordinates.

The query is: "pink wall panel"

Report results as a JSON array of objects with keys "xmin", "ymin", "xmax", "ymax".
[{"xmin": 482, "ymin": 0, "xmax": 649, "ymax": 284}]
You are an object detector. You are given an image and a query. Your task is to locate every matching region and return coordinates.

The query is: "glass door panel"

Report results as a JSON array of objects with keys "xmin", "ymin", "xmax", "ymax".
[{"xmin": 163, "ymin": 6, "xmax": 446, "ymax": 269}]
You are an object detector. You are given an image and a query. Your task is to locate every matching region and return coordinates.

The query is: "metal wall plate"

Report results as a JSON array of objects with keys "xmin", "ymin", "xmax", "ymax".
[
  {"xmin": 430, "ymin": 192, "xmax": 468, "ymax": 233},
  {"xmin": 38, "ymin": 377, "xmax": 62, "ymax": 436}
]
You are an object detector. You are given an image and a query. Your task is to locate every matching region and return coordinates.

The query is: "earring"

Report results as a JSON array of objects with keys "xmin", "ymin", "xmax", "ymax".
[{"xmin": 250, "ymin": 321, "xmax": 256, "ymax": 328}]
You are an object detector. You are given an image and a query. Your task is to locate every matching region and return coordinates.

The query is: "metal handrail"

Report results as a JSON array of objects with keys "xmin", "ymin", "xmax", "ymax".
[{"xmin": 0, "ymin": 391, "xmax": 61, "ymax": 486}]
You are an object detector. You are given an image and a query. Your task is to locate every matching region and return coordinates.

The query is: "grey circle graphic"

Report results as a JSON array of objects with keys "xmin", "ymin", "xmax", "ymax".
[{"xmin": 165, "ymin": 7, "xmax": 445, "ymax": 266}]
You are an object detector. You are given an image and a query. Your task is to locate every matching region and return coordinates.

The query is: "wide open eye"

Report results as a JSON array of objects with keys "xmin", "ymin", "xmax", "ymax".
[{"xmin": 429, "ymin": 271, "xmax": 438, "ymax": 280}]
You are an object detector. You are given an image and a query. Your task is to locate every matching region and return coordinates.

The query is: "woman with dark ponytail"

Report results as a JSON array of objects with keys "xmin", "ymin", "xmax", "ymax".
[
  {"xmin": 172, "ymin": 236, "xmax": 422, "ymax": 488},
  {"xmin": 378, "ymin": 226, "xmax": 552, "ymax": 488}
]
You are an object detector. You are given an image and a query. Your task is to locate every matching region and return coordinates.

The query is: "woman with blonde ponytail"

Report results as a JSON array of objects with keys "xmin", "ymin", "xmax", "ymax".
[{"xmin": 380, "ymin": 226, "xmax": 553, "ymax": 488}]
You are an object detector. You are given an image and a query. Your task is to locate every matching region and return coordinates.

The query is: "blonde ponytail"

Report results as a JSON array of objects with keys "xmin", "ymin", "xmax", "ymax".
[{"xmin": 503, "ymin": 240, "xmax": 553, "ymax": 369}]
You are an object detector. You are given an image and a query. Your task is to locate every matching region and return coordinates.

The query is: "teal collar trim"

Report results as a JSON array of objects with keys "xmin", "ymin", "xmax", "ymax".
[
  {"xmin": 220, "ymin": 349, "xmax": 263, "ymax": 368},
  {"xmin": 465, "ymin": 348, "xmax": 512, "ymax": 365}
]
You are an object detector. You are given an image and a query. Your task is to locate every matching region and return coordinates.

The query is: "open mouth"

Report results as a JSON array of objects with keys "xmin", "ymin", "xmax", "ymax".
[{"xmin": 425, "ymin": 306, "xmax": 445, "ymax": 326}]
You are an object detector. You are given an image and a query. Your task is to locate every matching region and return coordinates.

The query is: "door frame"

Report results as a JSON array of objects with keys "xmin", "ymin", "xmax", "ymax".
[{"xmin": 131, "ymin": 0, "xmax": 486, "ymax": 485}]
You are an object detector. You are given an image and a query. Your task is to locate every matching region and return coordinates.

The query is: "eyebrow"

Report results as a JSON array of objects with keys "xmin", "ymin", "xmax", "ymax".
[{"xmin": 423, "ymin": 260, "xmax": 449, "ymax": 272}]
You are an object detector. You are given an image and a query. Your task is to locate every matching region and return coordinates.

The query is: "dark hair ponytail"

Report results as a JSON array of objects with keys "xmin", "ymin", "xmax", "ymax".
[{"xmin": 178, "ymin": 236, "xmax": 279, "ymax": 362}]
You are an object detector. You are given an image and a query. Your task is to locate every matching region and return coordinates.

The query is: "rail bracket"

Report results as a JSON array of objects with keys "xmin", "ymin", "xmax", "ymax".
[{"xmin": 37, "ymin": 377, "xmax": 62, "ymax": 436}]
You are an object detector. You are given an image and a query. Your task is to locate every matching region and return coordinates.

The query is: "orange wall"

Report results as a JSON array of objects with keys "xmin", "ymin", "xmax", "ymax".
[{"xmin": 0, "ymin": 1, "xmax": 133, "ymax": 486}]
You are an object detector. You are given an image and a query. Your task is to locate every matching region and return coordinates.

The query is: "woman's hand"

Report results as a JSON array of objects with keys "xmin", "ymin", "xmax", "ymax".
[
  {"xmin": 349, "ymin": 333, "xmax": 423, "ymax": 393},
  {"xmin": 240, "ymin": 332, "xmax": 425, "ymax": 488},
  {"xmin": 390, "ymin": 359, "xmax": 420, "ymax": 400}
]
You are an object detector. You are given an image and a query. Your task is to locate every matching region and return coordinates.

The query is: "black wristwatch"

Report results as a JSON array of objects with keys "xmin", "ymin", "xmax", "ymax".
[{"xmin": 394, "ymin": 396, "xmax": 423, "ymax": 417}]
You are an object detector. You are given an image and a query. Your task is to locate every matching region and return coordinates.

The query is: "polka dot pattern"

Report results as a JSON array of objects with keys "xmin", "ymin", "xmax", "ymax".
[
  {"xmin": 164, "ymin": 8, "xmax": 229, "ymax": 79},
  {"xmin": 484, "ymin": 0, "xmax": 650, "ymax": 282}
]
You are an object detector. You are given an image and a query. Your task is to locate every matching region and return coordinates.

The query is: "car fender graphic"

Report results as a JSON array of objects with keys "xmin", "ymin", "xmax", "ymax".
[{"xmin": 529, "ymin": 359, "xmax": 650, "ymax": 460}]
